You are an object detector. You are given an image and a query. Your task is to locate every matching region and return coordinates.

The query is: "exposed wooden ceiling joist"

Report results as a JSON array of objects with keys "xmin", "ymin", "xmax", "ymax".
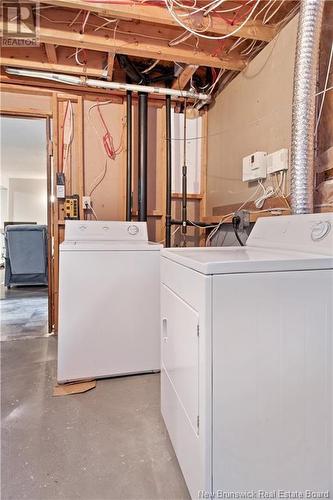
[
  {"xmin": 0, "ymin": 47, "xmax": 106, "ymax": 77},
  {"xmin": 0, "ymin": 17, "xmax": 246, "ymax": 70},
  {"xmin": 39, "ymin": 0, "xmax": 277, "ymax": 42},
  {"xmin": 172, "ymin": 64, "xmax": 198, "ymax": 90}
]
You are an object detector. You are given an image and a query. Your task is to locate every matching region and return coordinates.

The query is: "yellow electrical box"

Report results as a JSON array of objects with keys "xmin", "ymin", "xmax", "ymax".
[{"xmin": 64, "ymin": 195, "xmax": 80, "ymax": 220}]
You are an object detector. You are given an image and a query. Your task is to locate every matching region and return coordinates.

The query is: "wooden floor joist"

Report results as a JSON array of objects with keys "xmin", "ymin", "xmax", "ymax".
[{"xmin": 39, "ymin": 0, "xmax": 277, "ymax": 42}]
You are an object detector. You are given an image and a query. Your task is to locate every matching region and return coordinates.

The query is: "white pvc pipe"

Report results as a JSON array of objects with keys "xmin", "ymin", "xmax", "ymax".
[{"xmin": 5, "ymin": 67, "xmax": 211, "ymax": 102}]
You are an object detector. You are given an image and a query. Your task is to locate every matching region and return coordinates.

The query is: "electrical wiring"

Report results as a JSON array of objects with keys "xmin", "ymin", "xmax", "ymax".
[
  {"xmin": 251, "ymin": 0, "xmax": 272, "ymax": 20},
  {"xmin": 263, "ymin": 0, "xmax": 284, "ymax": 25},
  {"xmin": 159, "ymin": 225, "xmax": 180, "ymax": 244},
  {"xmin": 232, "ymin": 215, "xmax": 244, "ymax": 246},
  {"xmin": 142, "ymin": 59, "xmax": 161, "ymax": 73},
  {"xmin": 206, "ymin": 68, "xmax": 225, "ymax": 95},
  {"xmin": 205, "ymin": 213, "xmax": 234, "ymax": 245},
  {"xmin": 38, "ymin": 13, "xmax": 196, "ymax": 50},
  {"xmin": 90, "ymin": 206, "xmax": 99, "ymax": 220},
  {"xmin": 69, "ymin": 9, "xmax": 82, "ymax": 27},
  {"xmin": 164, "ymin": 0, "xmax": 260, "ymax": 40},
  {"xmin": 169, "ymin": 31, "xmax": 193, "ymax": 46},
  {"xmin": 254, "ymin": 179, "xmax": 275, "ymax": 209},
  {"xmin": 315, "ymin": 41, "xmax": 333, "ymax": 138},
  {"xmin": 75, "ymin": 48, "xmax": 85, "ymax": 66},
  {"xmin": 89, "ymin": 160, "xmax": 108, "ymax": 197},
  {"xmin": 262, "ymin": 0, "xmax": 279, "ymax": 24},
  {"xmin": 88, "ymin": 100, "xmax": 125, "ymax": 160},
  {"xmin": 61, "ymin": 100, "xmax": 74, "ymax": 175}
]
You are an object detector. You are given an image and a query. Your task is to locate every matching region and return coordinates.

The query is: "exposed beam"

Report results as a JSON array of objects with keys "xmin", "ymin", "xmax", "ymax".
[
  {"xmin": 0, "ymin": 47, "xmax": 106, "ymax": 77},
  {"xmin": 44, "ymin": 43, "xmax": 58, "ymax": 64},
  {"xmin": 172, "ymin": 64, "xmax": 199, "ymax": 90},
  {"xmin": 39, "ymin": 0, "xmax": 277, "ymax": 42},
  {"xmin": 0, "ymin": 17, "xmax": 246, "ymax": 70}
]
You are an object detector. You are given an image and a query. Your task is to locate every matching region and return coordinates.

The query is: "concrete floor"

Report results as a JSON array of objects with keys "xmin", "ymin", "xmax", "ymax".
[
  {"xmin": 0, "ymin": 269, "xmax": 49, "ymax": 341},
  {"xmin": 1, "ymin": 336, "xmax": 190, "ymax": 500}
]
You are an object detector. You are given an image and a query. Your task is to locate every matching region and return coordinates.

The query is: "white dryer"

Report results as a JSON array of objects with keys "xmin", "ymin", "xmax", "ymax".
[
  {"xmin": 58, "ymin": 221, "xmax": 162, "ymax": 383},
  {"xmin": 160, "ymin": 213, "xmax": 333, "ymax": 498}
]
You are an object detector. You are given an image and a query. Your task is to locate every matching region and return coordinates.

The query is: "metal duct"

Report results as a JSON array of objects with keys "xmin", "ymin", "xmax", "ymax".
[
  {"xmin": 290, "ymin": 0, "xmax": 325, "ymax": 214},
  {"xmin": 138, "ymin": 92, "xmax": 148, "ymax": 221}
]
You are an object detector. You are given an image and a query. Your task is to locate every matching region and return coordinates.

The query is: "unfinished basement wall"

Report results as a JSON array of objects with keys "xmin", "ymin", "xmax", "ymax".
[{"xmin": 206, "ymin": 15, "xmax": 298, "ymax": 215}]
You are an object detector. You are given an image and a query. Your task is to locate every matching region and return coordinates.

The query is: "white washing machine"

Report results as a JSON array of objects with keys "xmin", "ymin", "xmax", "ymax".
[
  {"xmin": 160, "ymin": 213, "xmax": 333, "ymax": 499},
  {"xmin": 57, "ymin": 221, "xmax": 162, "ymax": 383}
]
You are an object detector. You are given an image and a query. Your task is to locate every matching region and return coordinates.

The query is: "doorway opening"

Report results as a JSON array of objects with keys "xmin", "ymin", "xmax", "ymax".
[{"xmin": 0, "ymin": 115, "xmax": 52, "ymax": 340}]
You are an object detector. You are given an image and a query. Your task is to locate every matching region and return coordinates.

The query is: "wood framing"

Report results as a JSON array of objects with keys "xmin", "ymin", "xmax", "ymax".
[
  {"xmin": 39, "ymin": 0, "xmax": 277, "ymax": 41},
  {"xmin": 45, "ymin": 43, "xmax": 58, "ymax": 64},
  {"xmin": 0, "ymin": 17, "xmax": 246, "ymax": 70},
  {"xmin": 172, "ymin": 65, "xmax": 199, "ymax": 91}
]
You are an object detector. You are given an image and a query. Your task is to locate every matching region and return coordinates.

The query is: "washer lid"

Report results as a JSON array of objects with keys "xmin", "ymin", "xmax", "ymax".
[
  {"xmin": 60, "ymin": 240, "xmax": 161, "ymax": 252},
  {"xmin": 161, "ymin": 246, "xmax": 333, "ymax": 274}
]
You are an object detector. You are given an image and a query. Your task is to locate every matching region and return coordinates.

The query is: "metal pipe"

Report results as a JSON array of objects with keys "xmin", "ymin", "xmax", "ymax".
[
  {"xmin": 138, "ymin": 92, "xmax": 148, "ymax": 221},
  {"xmin": 171, "ymin": 219, "xmax": 218, "ymax": 228},
  {"xmin": 181, "ymin": 100, "xmax": 188, "ymax": 244},
  {"xmin": 126, "ymin": 91, "xmax": 132, "ymax": 221},
  {"xmin": 5, "ymin": 67, "xmax": 211, "ymax": 102},
  {"xmin": 165, "ymin": 95, "xmax": 172, "ymax": 247},
  {"xmin": 290, "ymin": 0, "xmax": 325, "ymax": 214}
]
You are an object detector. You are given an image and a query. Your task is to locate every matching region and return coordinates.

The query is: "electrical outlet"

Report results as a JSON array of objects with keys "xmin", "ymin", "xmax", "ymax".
[
  {"xmin": 82, "ymin": 196, "xmax": 92, "ymax": 210},
  {"xmin": 234, "ymin": 210, "xmax": 250, "ymax": 231},
  {"xmin": 242, "ymin": 152, "xmax": 267, "ymax": 182},
  {"xmin": 267, "ymin": 148, "xmax": 289, "ymax": 174}
]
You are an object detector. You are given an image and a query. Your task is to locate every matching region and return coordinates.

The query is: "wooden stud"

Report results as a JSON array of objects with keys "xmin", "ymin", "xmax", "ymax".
[
  {"xmin": 120, "ymin": 99, "xmax": 127, "ymax": 220},
  {"xmin": 52, "ymin": 93, "xmax": 60, "ymax": 332},
  {"xmin": 76, "ymin": 96, "xmax": 85, "ymax": 208},
  {"xmin": 199, "ymin": 110, "xmax": 208, "ymax": 246}
]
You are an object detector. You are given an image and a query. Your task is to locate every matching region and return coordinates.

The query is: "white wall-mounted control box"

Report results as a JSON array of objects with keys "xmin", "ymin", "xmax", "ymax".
[
  {"xmin": 267, "ymin": 148, "xmax": 289, "ymax": 174},
  {"xmin": 242, "ymin": 151, "xmax": 267, "ymax": 182}
]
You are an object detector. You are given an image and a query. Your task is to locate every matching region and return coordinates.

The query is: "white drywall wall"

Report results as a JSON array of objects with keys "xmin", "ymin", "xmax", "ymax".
[{"xmin": 207, "ymin": 15, "xmax": 299, "ymax": 213}]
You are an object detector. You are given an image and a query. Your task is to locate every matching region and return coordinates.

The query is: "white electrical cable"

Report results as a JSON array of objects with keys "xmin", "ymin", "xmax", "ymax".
[
  {"xmin": 142, "ymin": 59, "xmax": 161, "ymax": 73},
  {"xmin": 164, "ymin": 0, "xmax": 260, "ymax": 40},
  {"xmin": 315, "ymin": 41, "xmax": 333, "ymax": 137}
]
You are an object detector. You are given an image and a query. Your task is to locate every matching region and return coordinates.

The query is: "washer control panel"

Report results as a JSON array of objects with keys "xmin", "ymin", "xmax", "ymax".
[{"xmin": 64, "ymin": 221, "xmax": 148, "ymax": 242}]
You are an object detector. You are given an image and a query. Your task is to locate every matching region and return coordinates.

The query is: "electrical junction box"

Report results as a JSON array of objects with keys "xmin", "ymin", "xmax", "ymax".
[
  {"xmin": 64, "ymin": 195, "xmax": 80, "ymax": 220},
  {"xmin": 242, "ymin": 151, "xmax": 267, "ymax": 182},
  {"xmin": 267, "ymin": 148, "xmax": 289, "ymax": 174}
]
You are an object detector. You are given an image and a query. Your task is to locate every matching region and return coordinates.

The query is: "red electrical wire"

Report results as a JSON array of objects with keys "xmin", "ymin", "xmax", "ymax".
[{"xmin": 94, "ymin": 101, "xmax": 124, "ymax": 160}]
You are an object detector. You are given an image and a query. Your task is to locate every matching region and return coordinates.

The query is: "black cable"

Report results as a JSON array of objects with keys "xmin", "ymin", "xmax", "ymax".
[{"xmin": 232, "ymin": 216, "xmax": 244, "ymax": 247}]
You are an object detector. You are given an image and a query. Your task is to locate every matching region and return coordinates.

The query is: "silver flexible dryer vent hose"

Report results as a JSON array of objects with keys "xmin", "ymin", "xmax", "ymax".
[{"xmin": 290, "ymin": 0, "xmax": 324, "ymax": 214}]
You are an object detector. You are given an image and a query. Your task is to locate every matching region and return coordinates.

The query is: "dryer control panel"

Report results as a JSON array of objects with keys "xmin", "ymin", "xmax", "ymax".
[
  {"xmin": 247, "ymin": 213, "xmax": 333, "ymax": 255},
  {"xmin": 64, "ymin": 221, "xmax": 148, "ymax": 242}
]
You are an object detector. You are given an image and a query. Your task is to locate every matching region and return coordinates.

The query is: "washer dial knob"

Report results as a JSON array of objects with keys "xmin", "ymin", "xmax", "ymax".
[
  {"xmin": 128, "ymin": 224, "xmax": 139, "ymax": 236},
  {"xmin": 311, "ymin": 221, "xmax": 331, "ymax": 241}
]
